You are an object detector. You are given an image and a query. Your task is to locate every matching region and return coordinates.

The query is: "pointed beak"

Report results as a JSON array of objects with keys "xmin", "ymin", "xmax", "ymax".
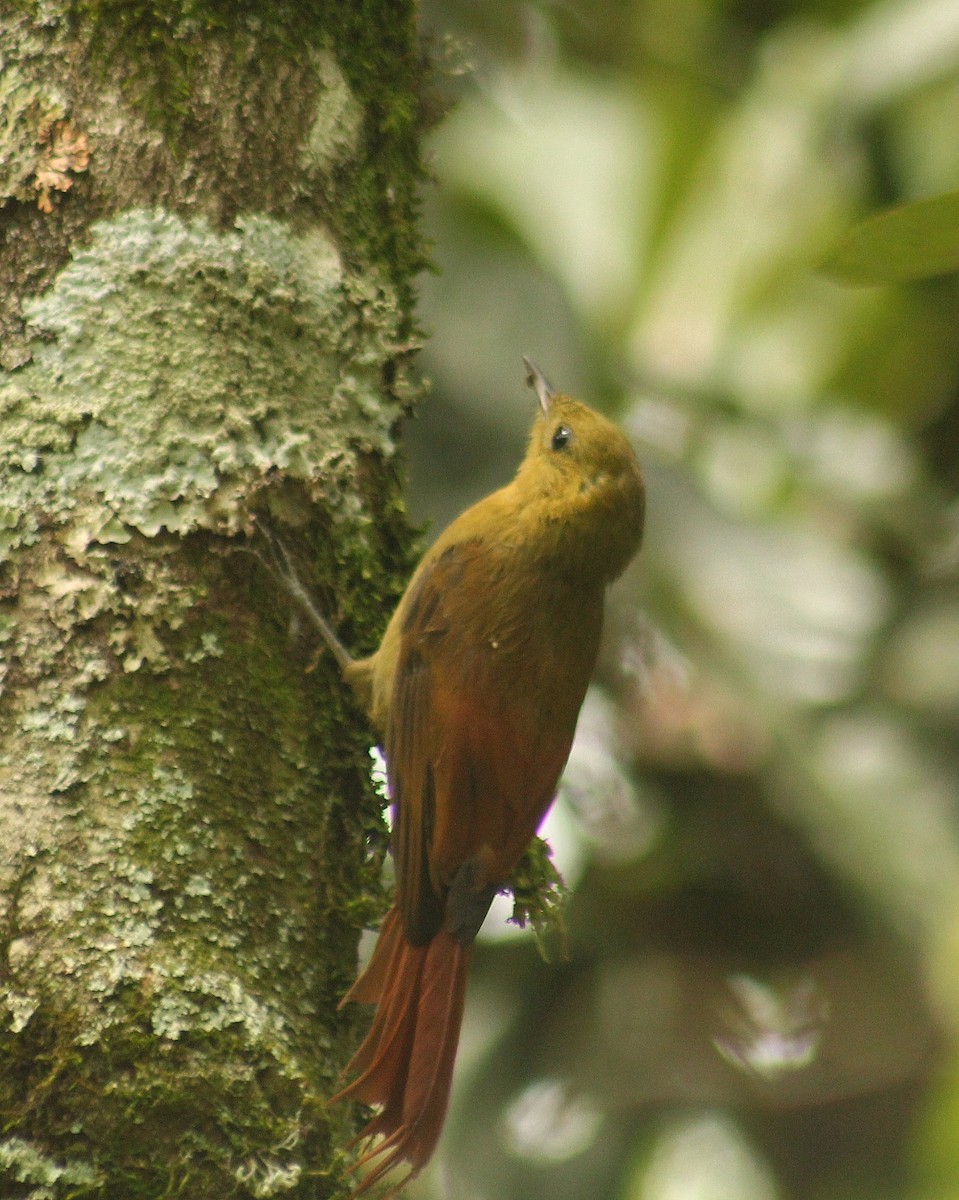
[{"xmin": 523, "ymin": 356, "xmax": 555, "ymax": 415}]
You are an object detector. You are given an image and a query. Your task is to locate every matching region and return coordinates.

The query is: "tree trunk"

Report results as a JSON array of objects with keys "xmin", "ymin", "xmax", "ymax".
[{"xmin": 0, "ymin": 5, "xmax": 424, "ymax": 1195}]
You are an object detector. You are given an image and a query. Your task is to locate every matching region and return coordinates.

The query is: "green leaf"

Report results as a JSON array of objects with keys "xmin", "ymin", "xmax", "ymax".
[{"xmin": 823, "ymin": 189, "xmax": 959, "ymax": 285}]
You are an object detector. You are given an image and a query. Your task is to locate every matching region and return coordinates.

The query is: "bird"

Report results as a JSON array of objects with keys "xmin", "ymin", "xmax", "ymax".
[{"xmin": 286, "ymin": 358, "xmax": 645, "ymax": 1194}]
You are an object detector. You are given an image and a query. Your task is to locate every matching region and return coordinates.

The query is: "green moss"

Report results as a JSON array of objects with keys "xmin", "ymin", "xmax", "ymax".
[
  {"xmin": 0, "ymin": 989, "xmax": 339, "ymax": 1198},
  {"xmin": 0, "ymin": 539, "xmax": 387, "ymax": 1195},
  {"xmin": 508, "ymin": 837, "xmax": 570, "ymax": 963},
  {"xmin": 65, "ymin": 1, "xmax": 321, "ymax": 128},
  {"xmin": 57, "ymin": 0, "xmax": 429, "ymax": 311},
  {"xmin": 320, "ymin": 3, "xmax": 430, "ymax": 319}
]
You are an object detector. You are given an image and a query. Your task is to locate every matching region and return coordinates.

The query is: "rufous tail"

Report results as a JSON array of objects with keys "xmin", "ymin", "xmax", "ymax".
[{"xmin": 331, "ymin": 906, "xmax": 473, "ymax": 1195}]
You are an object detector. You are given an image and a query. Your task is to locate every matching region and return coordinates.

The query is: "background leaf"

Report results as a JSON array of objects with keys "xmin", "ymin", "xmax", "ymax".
[{"xmin": 825, "ymin": 189, "xmax": 959, "ymax": 284}]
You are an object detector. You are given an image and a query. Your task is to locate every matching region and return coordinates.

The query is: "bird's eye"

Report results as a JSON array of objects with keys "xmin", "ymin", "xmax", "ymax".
[{"xmin": 551, "ymin": 425, "xmax": 573, "ymax": 451}]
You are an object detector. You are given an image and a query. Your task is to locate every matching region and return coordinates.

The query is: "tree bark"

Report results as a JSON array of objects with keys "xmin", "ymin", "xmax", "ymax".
[{"xmin": 0, "ymin": 4, "xmax": 424, "ymax": 1195}]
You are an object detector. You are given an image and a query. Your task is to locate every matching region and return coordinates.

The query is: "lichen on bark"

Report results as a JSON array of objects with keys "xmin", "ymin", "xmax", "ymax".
[
  {"xmin": 1, "ymin": 208, "xmax": 402, "ymax": 550},
  {"xmin": 0, "ymin": 4, "xmax": 425, "ymax": 1195},
  {"xmin": 0, "ymin": 206, "xmax": 410, "ymax": 1198}
]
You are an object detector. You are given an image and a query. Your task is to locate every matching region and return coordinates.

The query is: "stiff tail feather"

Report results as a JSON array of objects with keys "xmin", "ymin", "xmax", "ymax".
[{"xmin": 331, "ymin": 906, "xmax": 473, "ymax": 1195}]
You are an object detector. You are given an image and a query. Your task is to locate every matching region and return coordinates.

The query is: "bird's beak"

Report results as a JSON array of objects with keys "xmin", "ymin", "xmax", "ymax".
[{"xmin": 523, "ymin": 356, "xmax": 555, "ymax": 415}]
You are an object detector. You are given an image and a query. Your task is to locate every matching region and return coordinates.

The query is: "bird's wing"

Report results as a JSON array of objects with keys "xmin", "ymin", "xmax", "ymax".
[{"xmin": 386, "ymin": 540, "xmax": 577, "ymax": 946}]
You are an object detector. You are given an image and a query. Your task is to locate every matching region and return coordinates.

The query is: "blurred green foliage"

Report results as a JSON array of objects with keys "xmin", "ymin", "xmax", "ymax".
[
  {"xmin": 825, "ymin": 189, "xmax": 959, "ymax": 283},
  {"xmin": 402, "ymin": 1, "xmax": 959, "ymax": 1197}
]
